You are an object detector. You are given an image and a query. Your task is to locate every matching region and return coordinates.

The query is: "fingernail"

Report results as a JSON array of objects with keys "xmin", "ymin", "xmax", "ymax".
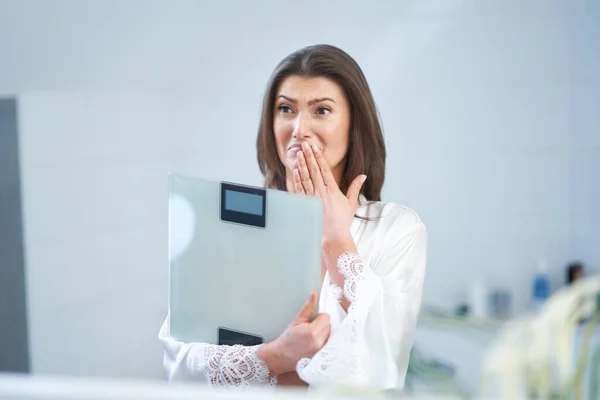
[
  {"xmin": 312, "ymin": 144, "xmax": 319, "ymax": 152},
  {"xmin": 302, "ymin": 142, "xmax": 309, "ymax": 150},
  {"xmin": 361, "ymin": 175, "xmax": 367, "ymax": 183}
]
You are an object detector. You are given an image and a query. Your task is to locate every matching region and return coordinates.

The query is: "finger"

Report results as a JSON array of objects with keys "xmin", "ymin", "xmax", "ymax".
[
  {"xmin": 292, "ymin": 169, "xmax": 305, "ymax": 195},
  {"xmin": 310, "ymin": 312, "xmax": 331, "ymax": 331},
  {"xmin": 316, "ymin": 323, "xmax": 331, "ymax": 348},
  {"xmin": 318, "ymin": 323, "xmax": 331, "ymax": 344},
  {"xmin": 293, "ymin": 291, "xmax": 317, "ymax": 323},
  {"xmin": 296, "ymin": 151, "xmax": 314, "ymax": 195},
  {"xmin": 346, "ymin": 174, "xmax": 367, "ymax": 206},
  {"xmin": 302, "ymin": 143, "xmax": 326, "ymax": 194},
  {"xmin": 312, "ymin": 144, "xmax": 337, "ymax": 188}
]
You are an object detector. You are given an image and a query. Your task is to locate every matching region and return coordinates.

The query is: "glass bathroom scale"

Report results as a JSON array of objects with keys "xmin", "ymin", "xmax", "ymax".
[{"xmin": 167, "ymin": 173, "xmax": 323, "ymax": 346}]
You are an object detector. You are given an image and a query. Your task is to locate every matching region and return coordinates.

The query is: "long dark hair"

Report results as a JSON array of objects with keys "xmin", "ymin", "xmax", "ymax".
[{"xmin": 256, "ymin": 44, "xmax": 386, "ymax": 201}]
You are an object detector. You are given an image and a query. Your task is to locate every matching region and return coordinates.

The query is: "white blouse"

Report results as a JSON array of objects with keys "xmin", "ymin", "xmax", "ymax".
[{"xmin": 158, "ymin": 195, "xmax": 427, "ymax": 391}]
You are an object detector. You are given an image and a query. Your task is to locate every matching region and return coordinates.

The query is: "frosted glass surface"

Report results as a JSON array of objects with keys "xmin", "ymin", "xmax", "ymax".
[{"xmin": 168, "ymin": 174, "xmax": 322, "ymax": 344}]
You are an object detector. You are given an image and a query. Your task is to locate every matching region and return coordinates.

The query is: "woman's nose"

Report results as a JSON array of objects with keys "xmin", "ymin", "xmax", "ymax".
[{"xmin": 292, "ymin": 114, "xmax": 312, "ymax": 139}]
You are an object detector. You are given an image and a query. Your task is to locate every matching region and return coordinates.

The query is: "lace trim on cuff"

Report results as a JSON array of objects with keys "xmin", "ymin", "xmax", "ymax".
[
  {"xmin": 203, "ymin": 344, "xmax": 277, "ymax": 388},
  {"xmin": 337, "ymin": 251, "xmax": 380, "ymax": 312}
]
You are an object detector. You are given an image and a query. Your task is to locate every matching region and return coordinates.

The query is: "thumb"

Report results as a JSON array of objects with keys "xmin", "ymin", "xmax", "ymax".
[
  {"xmin": 346, "ymin": 174, "xmax": 367, "ymax": 205},
  {"xmin": 293, "ymin": 291, "xmax": 317, "ymax": 323}
]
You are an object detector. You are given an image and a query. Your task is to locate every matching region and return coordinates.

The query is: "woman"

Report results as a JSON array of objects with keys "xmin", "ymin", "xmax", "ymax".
[{"xmin": 158, "ymin": 44, "xmax": 427, "ymax": 391}]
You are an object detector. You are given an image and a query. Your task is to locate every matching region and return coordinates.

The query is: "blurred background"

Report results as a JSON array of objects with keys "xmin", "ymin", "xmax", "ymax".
[{"xmin": 0, "ymin": 0, "xmax": 598, "ymax": 394}]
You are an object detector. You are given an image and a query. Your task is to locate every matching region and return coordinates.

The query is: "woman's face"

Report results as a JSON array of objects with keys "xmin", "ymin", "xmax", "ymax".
[{"xmin": 273, "ymin": 75, "xmax": 351, "ymax": 185}]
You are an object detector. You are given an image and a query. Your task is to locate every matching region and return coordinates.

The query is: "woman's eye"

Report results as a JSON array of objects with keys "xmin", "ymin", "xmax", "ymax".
[
  {"xmin": 316, "ymin": 107, "xmax": 331, "ymax": 115},
  {"xmin": 278, "ymin": 105, "xmax": 292, "ymax": 114}
]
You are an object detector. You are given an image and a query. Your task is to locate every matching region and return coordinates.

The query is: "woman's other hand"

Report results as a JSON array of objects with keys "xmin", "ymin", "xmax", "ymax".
[{"xmin": 258, "ymin": 291, "xmax": 330, "ymax": 376}]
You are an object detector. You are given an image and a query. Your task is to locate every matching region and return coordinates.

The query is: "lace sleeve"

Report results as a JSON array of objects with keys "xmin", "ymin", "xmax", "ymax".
[
  {"xmin": 296, "ymin": 251, "xmax": 383, "ymax": 386},
  {"xmin": 202, "ymin": 344, "xmax": 278, "ymax": 389},
  {"xmin": 337, "ymin": 251, "xmax": 381, "ymax": 310},
  {"xmin": 296, "ymin": 218, "xmax": 427, "ymax": 389},
  {"xmin": 159, "ymin": 316, "xmax": 278, "ymax": 388}
]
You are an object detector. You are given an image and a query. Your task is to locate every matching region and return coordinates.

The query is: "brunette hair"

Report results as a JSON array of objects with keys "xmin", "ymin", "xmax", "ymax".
[{"xmin": 256, "ymin": 44, "xmax": 386, "ymax": 201}]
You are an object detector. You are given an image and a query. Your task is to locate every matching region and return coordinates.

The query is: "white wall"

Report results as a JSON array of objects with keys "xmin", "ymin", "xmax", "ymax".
[
  {"xmin": 17, "ymin": 92, "xmax": 188, "ymax": 378},
  {"xmin": 570, "ymin": 0, "xmax": 600, "ymax": 271},
  {"xmin": 2, "ymin": 0, "xmax": 598, "ymax": 381}
]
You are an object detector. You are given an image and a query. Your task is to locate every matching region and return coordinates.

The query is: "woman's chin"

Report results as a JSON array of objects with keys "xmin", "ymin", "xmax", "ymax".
[{"xmin": 285, "ymin": 157, "xmax": 299, "ymax": 171}]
